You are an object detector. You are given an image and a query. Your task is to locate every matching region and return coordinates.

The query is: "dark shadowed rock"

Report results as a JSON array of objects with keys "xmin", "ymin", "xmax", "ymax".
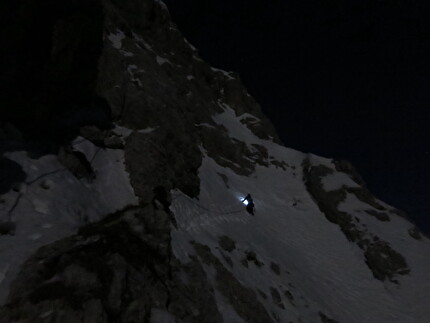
[
  {"xmin": 0, "ymin": 205, "xmax": 223, "ymax": 323},
  {"xmin": 103, "ymin": 136, "xmax": 124, "ymax": 149},
  {"xmin": 283, "ymin": 289, "xmax": 295, "ymax": 306},
  {"xmin": 270, "ymin": 287, "xmax": 285, "ymax": 309},
  {"xmin": 333, "ymin": 160, "xmax": 367, "ymax": 187},
  {"xmin": 408, "ymin": 227, "xmax": 422, "ymax": 240},
  {"xmin": 57, "ymin": 147, "xmax": 95, "ymax": 180},
  {"xmin": 364, "ymin": 241, "xmax": 410, "ymax": 283},
  {"xmin": 270, "ymin": 262, "xmax": 281, "ymax": 275},
  {"xmin": 257, "ymin": 289, "xmax": 268, "ymax": 299},
  {"xmin": 244, "ymin": 250, "xmax": 264, "ymax": 267},
  {"xmin": 219, "ymin": 251, "xmax": 234, "ymax": 268},
  {"xmin": 365, "ymin": 209, "xmax": 390, "ymax": 222},
  {"xmin": 192, "ymin": 241, "xmax": 275, "ymax": 323},
  {"xmin": 346, "ymin": 187, "xmax": 385, "ymax": 210},
  {"xmin": 0, "ymin": 157, "xmax": 26, "ymax": 195},
  {"xmin": 0, "ymin": 221, "xmax": 16, "ymax": 236},
  {"xmin": 302, "ymin": 158, "xmax": 410, "ymax": 283},
  {"xmin": 218, "ymin": 235, "xmax": 236, "ymax": 252},
  {"xmin": 319, "ymin": 312, "xmax": 339, "ymax": 323},
  {"xmin": 0, "ymin": 0, "xmax": 110, "ymax": 146},
  {"xmin": 79, "ymin": 125, "xmax": 107, "ymax": 145}
]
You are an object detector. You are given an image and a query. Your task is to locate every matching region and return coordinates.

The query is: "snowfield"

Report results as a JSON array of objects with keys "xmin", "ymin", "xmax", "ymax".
[
  {"xmin": 170, "ymin": 104, "xmax": 430, "ymax": 323},
  {"xmin": 0, "ymin": 138, "xmax": 137, "ymax": 303}
]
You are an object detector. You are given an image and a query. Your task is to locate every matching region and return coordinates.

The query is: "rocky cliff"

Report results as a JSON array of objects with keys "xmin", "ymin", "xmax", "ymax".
[{"xmin": 0, "ymin": 1, "xmax": 429, "ymax": 322}]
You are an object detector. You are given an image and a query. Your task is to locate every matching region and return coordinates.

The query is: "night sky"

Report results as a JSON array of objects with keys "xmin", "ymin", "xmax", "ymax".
[{"xmin": 164, "ymin": 0, "xmax": 430, "ymax": 234}]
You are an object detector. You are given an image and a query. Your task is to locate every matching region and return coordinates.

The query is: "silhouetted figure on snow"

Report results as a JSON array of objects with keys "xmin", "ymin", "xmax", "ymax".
[
  {"xmin": 242, "ymin": 193, "xmax": 255, "ymax": 215},
  {"xmin": 152, "ymin": 186, "xmax": 178, "ymax": 228}
]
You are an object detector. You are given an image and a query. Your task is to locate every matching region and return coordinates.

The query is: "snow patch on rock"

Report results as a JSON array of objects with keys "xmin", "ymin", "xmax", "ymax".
[
  {"xmin": 321, "ymin": 172, "xmax": 360, "ymax": 191},
  {"xmin": 211, "ymin": 67, "xmax": 234, "ymax": 80},
  {"xmin": 107, "ymin": 29, "xmax": 125, "ymax": 49},
  {"xmin": 156, "ymin": 55, "xmax": 171, "ymax": 66}
]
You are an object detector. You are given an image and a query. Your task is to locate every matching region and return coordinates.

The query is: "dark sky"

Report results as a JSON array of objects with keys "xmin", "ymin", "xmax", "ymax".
[{"xmin": 163, "ymin": 0, "xmax": 430, "ymax": 234}]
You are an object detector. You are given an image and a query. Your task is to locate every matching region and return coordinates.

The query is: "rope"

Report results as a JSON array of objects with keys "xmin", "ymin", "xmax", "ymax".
[
  {"xmin": 7, "ymin": 138, "xmax": 104, "ymax": 218},
  {"xmin": 171, "ymin": 192, "xmax": 246, "ymax": 216},
  {"xmin": 26, "ymin": 168, "xmax": 64, "ymax": 185}
]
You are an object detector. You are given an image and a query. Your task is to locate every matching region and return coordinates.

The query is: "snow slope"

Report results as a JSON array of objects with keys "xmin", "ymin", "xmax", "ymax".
[
  {"xmin": 171, "ymin": 104, "xmax": 430, "ymax": 323},
  {"xmin": 0, "ymin": 137, "xmax": 137, "ymax": 303}
]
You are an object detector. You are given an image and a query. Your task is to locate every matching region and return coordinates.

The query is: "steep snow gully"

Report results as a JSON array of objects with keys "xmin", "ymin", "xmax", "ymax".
[{"xmin": 0, "ymin": 0, "xmax": 429, "ymax": 322}]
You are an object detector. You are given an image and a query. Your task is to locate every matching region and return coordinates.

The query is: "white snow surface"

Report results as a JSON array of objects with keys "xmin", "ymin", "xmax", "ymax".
[
  {"xmin": 171, "ymin": 103, "xmax": 430, "ymax": 323},
  {"xmin": 0, "ymin": 138, "xmax": 137, "ymax": 304},
  {"xmin": 183, "ymin": 37, "xmax": 197, "ymax": 52},
  {"xmin": 137, "ymin": 127, "xmax": 157, "ymax": 134},
  {"xmin": 321, "ymin": 171, "xmax": 360, "ymax": 191},
  {"xmin": 211, "ymin": 67, "xmax": 235, "ymax": 80}
]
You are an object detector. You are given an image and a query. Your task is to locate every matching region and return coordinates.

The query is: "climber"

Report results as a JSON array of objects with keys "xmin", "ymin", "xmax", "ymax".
[
  {"xmin": 241, "ymin": 193, "xmax": 255, "ymax": 215},
  {"xmin": 152, "ymin": 186, "xmax": 178, "ymax": 228}
]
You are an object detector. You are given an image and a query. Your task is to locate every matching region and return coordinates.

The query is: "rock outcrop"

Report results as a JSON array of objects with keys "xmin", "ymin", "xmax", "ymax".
[{"xmin": 0, "ymin": 205, "xmax": 223, "ymax": 322}]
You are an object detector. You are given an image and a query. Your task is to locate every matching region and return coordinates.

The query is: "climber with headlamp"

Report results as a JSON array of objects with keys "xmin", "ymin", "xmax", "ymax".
[{"xmin": 241, "ymin": 193, "xmax": 255, "ymax": 215}]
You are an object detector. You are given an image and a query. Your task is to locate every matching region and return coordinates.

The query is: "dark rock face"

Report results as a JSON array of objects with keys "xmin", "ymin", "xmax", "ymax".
[
  {"xmin": 218, "ymin": 235, "xmax": 236, "ymax": 252},
  {"xmin": 244, "ymin": 250, "xmax": 264, "ymax": 268},
  {"xmin": 364, "ymin": 241, "xmax": 410, "ymax": 281},
  {"xmin": 0, "ymin": 157, "xmax": 26, "ymax": 195},
  {"xmin": 57, "ymin": 147, "xmax": 95, "ymax": 180},
  {"xmin": 345, "ymin": 187, "xmax": 385, "ymax": 211},
  {"xmin": 302, "ymin": 161, "xmax": 360, "ymax": 242},
  {"xmin": 0, "ymin": 0, "xmax": 110, "ymax": 145},
  {"xmin": 283, "ymin": 289, "xmax": 295, "ymax": 306},
  {"xmin": 201, "ymin": 127, "xmax": 255, "ymax": 176},
  {"xmin": 319, "ymin": 312, "xmax": 339, "ymax": 323},
  {"xmin": 365, "ymin": 209, "xmax": 391, "ymax": 222},
  {"xmin": 333, "ymin": 160, "xmax": 366, "ymax": 187},
  {"xmin": 0, "ymin": 205, "xmax": 223, "ymax": 322},
  {"xmin": 192, "ymin": 241, "xmax": 275, "ymax": 323},
  {"xmin": 270, "ymin": 262, "xmax": 281, "ymax": 276},
  {"xmin": 270, "ymin": 287, "xmax": 285, "ymax": 310},
  {"xmin": 1, "ymin": 0, "xmax": 279, "ymax": 199},
  {"xmin": 92, "ymin": 0, "xmax": 279, "ymax": 202},
  {"xmin": 302, "ymin": 158, "xmax": 410, "ymax": 283},
  {"xmin": 124, "ymin": 130, "xmax": 202, "ymax": 202},
  {"xmin": 0, "ymin": 221, "xmax": 16, "ymax": 236},
  {"xmin": 408, "ymin": 227, "xmax": 422, "ymax": 240}
]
